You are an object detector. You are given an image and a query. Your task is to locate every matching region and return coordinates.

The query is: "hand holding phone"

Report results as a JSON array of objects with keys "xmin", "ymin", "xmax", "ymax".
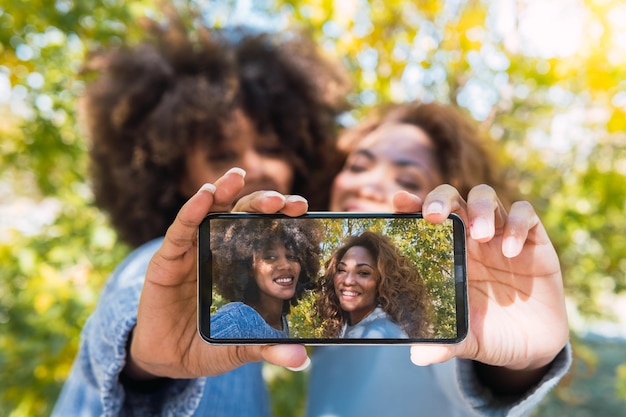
[{"xmin": 198, "ymin": 212, "xmax": 467, "ymax": 345}]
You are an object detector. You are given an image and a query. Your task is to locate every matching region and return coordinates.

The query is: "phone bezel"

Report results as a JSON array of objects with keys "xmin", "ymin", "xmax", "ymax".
[{"xmin": 198, "ymin": 212, "xmax": 468, "ymax": 345}]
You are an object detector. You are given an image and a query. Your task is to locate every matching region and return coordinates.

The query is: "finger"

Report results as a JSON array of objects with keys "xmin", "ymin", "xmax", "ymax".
[
  {"xmin": 392, "ymin": 191, "xmax": 423, "ymax": 213},
  {"xmin": 160, "ymin": 169, "xmax": 246, "ymax": 257},
  {"xmin": 280, "ymin": 195, "xmax": 309, "ymax": 217},
  {"xmin": 422, "ymin": 184, "xmax": 466, "ymax": 224},
  {"xmin": 232, "ymin": 191, "xmax": 287, "ymax": 213},
  {"xmin": 502, "ymin": 201, "xmax": 540, "ymax": 258},
  {"xmin": 210, "ymin": 167, "xmax": 247, "ymax": 211},
  {"xmin": 232, "ymin": 192, "xmax": 308, "ymax": 216},
  {"xmin": 261, "ymin": 344, "xmax": 309, "ymax": 370},
  {"xmin": 232, "ymin": 191, "xmax": 273, "ymax": 212},
  {"xmin": 160, "ymin": 183, "xmax": 218, "ymax": 258},
  {"xmin": 410, "ymin": 344, "xmax": 456, "ymax": 366},
  {"xmin": 466, "ymin": 184, "xmax": 505, "ymax": 242}
]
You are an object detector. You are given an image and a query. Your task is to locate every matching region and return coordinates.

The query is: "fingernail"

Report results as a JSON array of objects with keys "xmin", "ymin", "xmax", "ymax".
[
  {"xmin": 225, "ymin": 167, "xmax": 246, "ymax": 178},
  {"xmin": 471, "ymin": 218, "xmax": 492, "ymax": 240},
  {"xmin": 285, "ymin": 195, "xmax": 307, "ymax": 204},
  {"xmin": 502, "ymin": 236, "xmax": 518, "ymax": 258},
  {"xmin": 262, "ymin": 191, "xmax": 286, "ymax": 201},
  {"xmin": 198, "ymin": 183, "xmax": 216, "ymax": 194},
  {"xmin": 286, "ymin": 356, "xmax": 311, "ymax": 372},
  {"xmin": 410, "ymin": 352, "xmax": 424, "ymax": 366},
  {"xmin": 425, "ymin": 201, "xmax": 444, "ymax": 215}
]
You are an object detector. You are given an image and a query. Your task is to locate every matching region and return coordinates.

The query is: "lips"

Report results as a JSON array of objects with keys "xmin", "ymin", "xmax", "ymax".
[
  {"xmin": 339, "ymin": 289, "xmax": 360, "ymax": 298},
  {"xmin": 274, "ymin": 276, "xmax": 295, "ymax": 286}
]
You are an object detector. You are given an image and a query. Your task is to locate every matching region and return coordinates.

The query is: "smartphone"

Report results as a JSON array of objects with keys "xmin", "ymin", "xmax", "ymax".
[{"xmin": 198, "ymin": 212, "xmax": 467, "ymax": 344}]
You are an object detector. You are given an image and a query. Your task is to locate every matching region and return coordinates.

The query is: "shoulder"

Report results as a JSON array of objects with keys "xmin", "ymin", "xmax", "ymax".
[
  {"xmin": 359, "ymin": 309, "xmax": 408, "ymax": 339},
  {"xmin": 100, "ymin": 237, "xmax": 164, "ymax": 294},
  {"xmin": 114, "ymin": 238, "xmax": 163, "ymax": 277},
  {"xmin": 211, "ymin": 303, "xmax": 287, "ymax": 339},
  {"xmin": 214, "ymin": 302, "xmax": 263, "ymax": 322}
]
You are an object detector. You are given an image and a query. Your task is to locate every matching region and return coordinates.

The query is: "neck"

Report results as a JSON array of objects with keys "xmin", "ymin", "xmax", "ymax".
[
  {"xmin": 348, "ymin": 305, "xmax": 377, "ymax": 326},
  {"xmin": 250, "ymin": 295, "xmax": 285, "ymax": 330}
]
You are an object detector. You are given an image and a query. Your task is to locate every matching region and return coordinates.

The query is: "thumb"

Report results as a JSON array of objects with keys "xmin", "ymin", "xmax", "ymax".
[
  {"xmin": 410, "ymin": 344, "xmax": 456, "ymax": 366},
  {"xmin": 261, "ymin": 344, "xmax": 309, "ymax": 370}
]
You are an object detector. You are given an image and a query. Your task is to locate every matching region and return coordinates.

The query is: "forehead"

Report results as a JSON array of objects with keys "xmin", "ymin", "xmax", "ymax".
[
  {"xmin": 358, "ymin": 123, "xmax": 434, "ymax": 154},
  {"xmin": 257, "ymin": 240, "xmax": 287, "ymax": 250},
  {"xmin": 342, "ymin": 246, "xmax": 374, "ymax": 262},
  {"xmin": 222, "ymin": 109, "xmax": 260, "ymax": 138},
  {"xmin": 202, "ymin": 108, "xmax": 278, "ymax": 146}
]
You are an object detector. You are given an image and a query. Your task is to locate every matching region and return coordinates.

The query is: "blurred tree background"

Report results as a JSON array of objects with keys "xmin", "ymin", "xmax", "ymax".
[{"xmin": 1, "ymin": 0, "xmax": 625, "ymax": 416}]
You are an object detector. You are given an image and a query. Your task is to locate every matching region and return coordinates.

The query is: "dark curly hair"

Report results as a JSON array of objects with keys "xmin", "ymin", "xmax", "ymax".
[
  {"xmin": 315, "ymin": 231, "xmax": 432, "ymax": 338},
  {"xmin": 80, "ymin": 15, "xmax": 350, "ymax": 247},
  {"xmin": 336, "ymin": 101, "xmax": 516, "ymax": 207},
  {"xmin": 210, "ymin": 218, "xmax": 323, "ymax": 315}
]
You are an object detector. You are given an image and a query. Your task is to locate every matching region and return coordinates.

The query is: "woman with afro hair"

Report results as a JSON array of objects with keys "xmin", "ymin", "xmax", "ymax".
[
  {"xmin": 80, "ymin": 12, "xmax": 350, "ymax": 248},
  {"xmin": 209, "ymin": 217, "xmax": 323, "ymax": 338},
  {"xmin": 52, "ymin": 7, "xmax": 350, "ymax": 417}
]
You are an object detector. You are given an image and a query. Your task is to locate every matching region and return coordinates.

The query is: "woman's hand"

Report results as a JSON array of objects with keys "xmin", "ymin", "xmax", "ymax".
[
  {"xmin": 125, "ymin": 168, "xmax": 309, "ymax": 380},
  {"xmin": 395, "ymin": 185, "xmax": 569, "ymax": 392}
]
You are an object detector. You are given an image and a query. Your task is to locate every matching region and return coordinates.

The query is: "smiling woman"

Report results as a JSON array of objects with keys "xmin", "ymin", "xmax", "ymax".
[
  {"xmin": 209, "ymin": 217, "xmax": 323, "ymax": 336},
  {"xmin": 316, "ymin": 230, "xmax": 432, "ymax": 339},
  {"xmin": 334, "ymin": 245, "xmax": 380, "ymax": 327}
]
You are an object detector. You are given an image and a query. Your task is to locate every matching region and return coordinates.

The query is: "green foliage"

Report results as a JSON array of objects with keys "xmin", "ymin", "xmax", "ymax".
[
  {"xmin": 388, "ymin": 218, "xmax": 457, "ymax": 338},
  {"xmin": 266, "ymin": 362, "xmax": 310, "ymax": 417},
  {"xmin": 0, "ymin": 1, "xmax": 147, "ymax": 415},
  {"xmin": 2, "ymin": 0, "xmax": 626, "ymax": 416},
  {"xmin": 618, "ymin": 363, "xmax": 626, "ymax": 400},
  {"xmin": 0, "ymin": 204, "xmax": 129, "ymax": 415},
  {"xmin": 289, "ymin": 291, "xmax": 325, "ymax": 338}
]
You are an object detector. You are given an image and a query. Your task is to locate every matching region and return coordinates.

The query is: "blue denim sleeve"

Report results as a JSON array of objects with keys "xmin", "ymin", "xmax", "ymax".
[
  {"xmin": 451, "ymin": 343, "xmax": 573, "ymax": 416},
  {"xmin": 51, "ymin": 238, "xmax": 206, "ymax": 417}
]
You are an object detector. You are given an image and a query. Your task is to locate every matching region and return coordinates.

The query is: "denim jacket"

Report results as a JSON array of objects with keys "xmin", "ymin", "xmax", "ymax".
[
  {"xmin": 340, "ymin": 306, "xmax": 408, "ymax": 338},
  {"xmin": 52, "ymin": 238, "xmax": 571, "ymax": 417}
]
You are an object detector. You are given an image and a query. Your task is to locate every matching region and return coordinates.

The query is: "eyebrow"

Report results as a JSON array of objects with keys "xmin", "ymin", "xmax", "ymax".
[
  {"xmin": 354, "ymin": 149, "xmax": 426, "ymax": 169},
  {"xmin": 354, "ymin": 147, "xmax": 441, "ymax": 184},
  {"xmin": 338, "ymin": 260, "xmax": 374, "ymax": 269}
]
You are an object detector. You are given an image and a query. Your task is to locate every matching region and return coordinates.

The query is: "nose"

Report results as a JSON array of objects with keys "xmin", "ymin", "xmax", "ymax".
[
  {"xmin": 355, "ymin": 169, "xmax": 387, "ymax": 202},
  {"xmin": 359, "ymin": 183, "xmax": 386, "ymax": 201},
  {"xmin": 275, "ymin": 254, "xmax": 292, "ymax": 270},
  {"xmin": 343, "ymin": 271, "xmax": 357, "ymax": 285}
]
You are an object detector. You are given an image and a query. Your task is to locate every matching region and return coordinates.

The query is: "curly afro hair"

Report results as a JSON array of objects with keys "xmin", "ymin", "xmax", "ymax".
[
  {"xmin": 80, "ymin": 15, "xmax": 350, "ymax": 247},
  {"xmin": 210, "ymin": 217, "xmax": 323, "ymax": 315},
  {"xmin": 315, "ymin": 231, "xmax": 432, "ymax": 338}
]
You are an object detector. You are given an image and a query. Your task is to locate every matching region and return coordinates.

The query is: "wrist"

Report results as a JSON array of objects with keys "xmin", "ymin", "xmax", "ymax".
[
  {"xmin": 473, "ymin": 347, "xmax": 564, "ymax": 396},
  {"xmin": 474, "ymin": 361, "xmax": 552, "ymax": 395},
  {"xmin": 119, "ymin": 330, "xmax": 174, "ymax": 393},
  {"xmin": 123, "ymin": 354, "xmax": 159, "ymax": 381},
  {"xmin": 123, "ymin": 329, "xmax": 159, "ymax": 381},
  {"xmin": 500, "ymin": 351, "xmax": 560, "ymax": 372}
]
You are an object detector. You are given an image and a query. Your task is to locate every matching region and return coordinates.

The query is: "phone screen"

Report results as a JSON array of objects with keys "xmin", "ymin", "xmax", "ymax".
[{"xmin": 198, "ymin": 212, "xmax": 467, "ymax": 344}]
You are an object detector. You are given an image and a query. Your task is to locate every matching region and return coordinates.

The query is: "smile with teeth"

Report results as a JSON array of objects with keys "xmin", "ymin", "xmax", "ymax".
[
  {"xmin": 274, "ymin": 276, "xmax": 294, "ymax": 285},
  {"xmin": 340, "ymin": 290, "xmax": 361, "ymax": 298}
]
